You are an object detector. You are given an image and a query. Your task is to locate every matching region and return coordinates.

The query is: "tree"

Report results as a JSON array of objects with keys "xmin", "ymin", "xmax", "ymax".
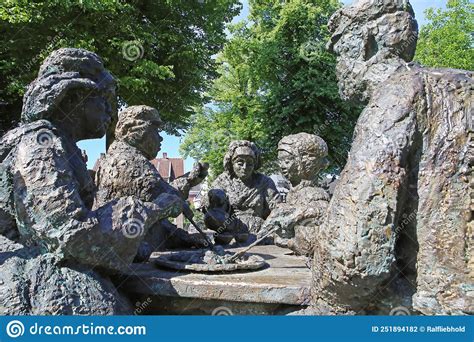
[
  {"xmin": 181, "ymin": 0, "xmax": 361, "ymax": 178},
  {"xmin": 415, "ymin": 0, "xmax": 473, "ymax": 71},
  {"xmin": 0, "ymin": 0, "xmax": 241, "ymax": 136}
]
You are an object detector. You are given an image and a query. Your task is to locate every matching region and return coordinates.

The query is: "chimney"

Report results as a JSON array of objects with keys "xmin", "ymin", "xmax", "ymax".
[{"xmin": 163, "ymin": 152, "xmax": 168, "ymax": 158}]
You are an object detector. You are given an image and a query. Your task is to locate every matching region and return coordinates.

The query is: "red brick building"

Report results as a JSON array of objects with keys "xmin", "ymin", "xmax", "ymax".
[
  {"xmin": 150, "ymin": 152, "xmax": 184, "ymax": 183},
  {"xmin": 151, "ymin": 153, "xmax": 202, "ymax": 208},
  {"xmin": 151, "ymin": 153, "xmax": 186, "ymax": 227}
]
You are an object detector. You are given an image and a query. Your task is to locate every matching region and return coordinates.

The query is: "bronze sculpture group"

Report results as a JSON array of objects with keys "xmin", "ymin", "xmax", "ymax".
[{"xmin": 0, "ymin": 0, "xmax": 471, "ymax": 315}]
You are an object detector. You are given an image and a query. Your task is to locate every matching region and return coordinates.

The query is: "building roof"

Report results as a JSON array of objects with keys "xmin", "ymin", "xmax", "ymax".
[{"xmin": 150, "ymin": 152, "xmax": 185, "ymax": 181}]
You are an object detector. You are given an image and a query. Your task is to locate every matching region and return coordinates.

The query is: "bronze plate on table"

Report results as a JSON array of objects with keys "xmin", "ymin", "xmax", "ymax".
[{"xmin": 150, "ymin": 249, "xmax": 267, "ymax": 272}]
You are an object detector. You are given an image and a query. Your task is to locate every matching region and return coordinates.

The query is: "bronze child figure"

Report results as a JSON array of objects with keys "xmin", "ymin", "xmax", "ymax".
[{"xmin": 261, "ymin": 133, "xmax": 330, "ymax": 256}]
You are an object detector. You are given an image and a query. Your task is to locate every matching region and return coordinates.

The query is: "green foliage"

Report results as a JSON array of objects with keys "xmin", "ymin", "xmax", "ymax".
[
  {"xmin": 181, "ymin": 0, "xmax": 361, "ymax": 179},
  {"xmin": 181, "ymin": 104, "xmax": 268, "ymax": 177},
  {"xmin": 0, "ymin": 0, "xmax": 241, "ymax": 135},
  {"xmin": 415, "ymin": 0, "xmax": 474, "ymax": 71}
]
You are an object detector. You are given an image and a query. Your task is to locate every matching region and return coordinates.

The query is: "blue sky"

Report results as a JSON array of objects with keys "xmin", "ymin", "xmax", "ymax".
[{"xmin": 79, "ymin": 0, "xmax": 447, "ymax": 171}]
